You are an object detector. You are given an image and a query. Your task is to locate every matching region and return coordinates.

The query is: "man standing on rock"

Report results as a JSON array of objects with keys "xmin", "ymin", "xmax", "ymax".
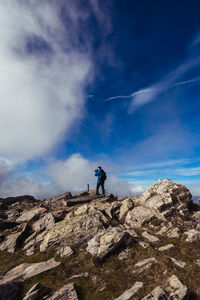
[{"xmin": 95, "ymin": 166, "xmax": 106, "ymax": 196}]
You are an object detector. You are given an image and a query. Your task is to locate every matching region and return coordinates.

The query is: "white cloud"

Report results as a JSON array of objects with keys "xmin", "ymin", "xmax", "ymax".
[
  {"xmin": 0, "ymin": 153, "xmax": 142, "ymax": 199},
  {"xmin": 47, "ymin": 153, "xmax": 97, "ymax": 193},
  {"xmin": 105, "ymin": 175, "xmax": 137, "ymax": 197},
  {"xmin": 0, "ymin": 1, "xmax": 92, "ymax": 162},
  {"xmin": 175, "ymin": 167, "xmax": 200, "ymax": 176},
  {"xmin": 0, "ymin": 177, "xmax": 53, "ymax": 199},
  {"xmin": 47, "ymin": 154, "xmax": 137, "ymax": 197}
]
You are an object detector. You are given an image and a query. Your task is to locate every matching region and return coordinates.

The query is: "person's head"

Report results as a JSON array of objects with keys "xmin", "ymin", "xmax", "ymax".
[{"xmin": 98, "ymin": 166, "xmax": 102, "ymax": 169}]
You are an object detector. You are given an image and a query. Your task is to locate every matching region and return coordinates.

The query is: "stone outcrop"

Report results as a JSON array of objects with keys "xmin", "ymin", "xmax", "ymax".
[
  {"xmin": 135, "ymin": 179, "xmax": 192, "ymax": 217},
  {"xmin": 39, "ymin": 204, "xmax": 109, "ymax": 252},
  {"xmin": 0, "ymin": 179, "xmax": 199, "ymax": 299}
]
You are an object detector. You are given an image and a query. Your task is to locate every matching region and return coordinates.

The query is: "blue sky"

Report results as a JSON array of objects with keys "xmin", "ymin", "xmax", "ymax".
[{"xmin": 0, "ymin": 0, "xmax": 200, "ymax": 198}]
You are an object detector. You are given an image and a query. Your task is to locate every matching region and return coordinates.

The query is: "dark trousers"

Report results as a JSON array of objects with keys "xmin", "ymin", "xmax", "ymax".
[{"xmin": 96, "ymin": 181, "xmax": 105, "ymax": 195}]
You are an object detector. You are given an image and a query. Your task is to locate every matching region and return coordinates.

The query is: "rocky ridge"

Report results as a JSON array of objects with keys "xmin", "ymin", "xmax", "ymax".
[{"xmin": 0, "ymin": 179, "xmax": 199, "ymax": 299}]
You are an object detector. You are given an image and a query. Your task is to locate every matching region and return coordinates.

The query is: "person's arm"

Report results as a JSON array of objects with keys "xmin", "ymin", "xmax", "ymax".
[{"xmin": 95, "ymin": 169, "xmax": 101, "ymax": 176}]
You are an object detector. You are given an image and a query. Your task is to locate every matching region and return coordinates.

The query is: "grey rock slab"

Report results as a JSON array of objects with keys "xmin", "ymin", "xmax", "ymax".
[
  {"xmin": 32, "ymin": 213, "xmax": 55, "ymax": 233},
  {"xmin": 166, "ymin": 274, "xmax": 189, "ymax": 299},
  {"xmin": 138, "ymin": 241, "xmax": 150, "ymax": 249},
  {"xmin": 134, "ymin": 257, "xmax": 157, "ymax": 268},
  {"xmin": 184, "ymin": 229, "xmax": 200, "ymax": 242},
  {"xmin": 141, "ymin": 286, "xmax": 167, "ymax": 300},
  {"xmin": 105, "ymin": 201, "xmax": 122, "ymax": 219},
  {"xmin": 0, "ymin": 223, "xmax": 29, "ymax": 253},
  {"xmin": 0, "ymin": 282, "xmax": 19, "ymax": 300},
  {"xmin": 68, "ymin": 272, "xmax": 88, "ymax": 280},
  {"xmin": 125, "ymin": 206, "xmax": 158, "ymax": 228},
  {"xmin": 119, "ymin": 199, "xmax": 134, "ymax": 221},
  {"xmin": 16, "ymin": 207, "xmax": 46, "ymax": 223},
  {"xmin": 46, "ymin": 283, "xmax": 79, "ymax": 300},
  {"xmin": 0, "ymin": 258, "xmax": 60, "ymax": 284},
  {"xmin": 170, "ymin": 257, "xmax": 186, "ymax": 268},
  {"xmin": 141, "ymin": 231, "xmax": 159, "ymax": 243},
  {"xmin": 114, "ymin": 282, "xmax": 143, "ymax": 300},
  {"xmin": 132, "ymin": 262, "xmax": 156, "ymax": 275},
  {"xmin": 167, "ymin": 227, "xmax": 180, "ymax": 238},
  {"xmin": 86, "ymin": 226, "xmax": 131, "ymax": 261},
  {"xmin": 57, "ymin": 246, "xmax": 73, "ymax": 258},
  {"xmin": 158, "ymin": 244, "xmax": 174, "ymax": 251}
]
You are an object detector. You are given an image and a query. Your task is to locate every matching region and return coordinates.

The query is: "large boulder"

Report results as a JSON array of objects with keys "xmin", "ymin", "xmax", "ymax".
[
  {"xmin": 165, "ymin": 275, "xmax": 190, "ymax": 299},
  {"xmin": 0, "ymin": 258, "xmax": 60, "ymax": 284},
  {"xmin": 125, "ymin": 206, "xmax": 159, "ymax": 228},
  {"xmin": 136, "ymin": 179, "xmax": 192, "ymax": 217},
  {"xmin": 16, "ymin": 207, "xmax": 46, "ymax": 223},
  {"xmin": 86, "ymin": 226, "xmax": 132, "ymax": 262},
  {"xmin": 0, "ymin": 223, "xmax": 29, "ymax": 253}
]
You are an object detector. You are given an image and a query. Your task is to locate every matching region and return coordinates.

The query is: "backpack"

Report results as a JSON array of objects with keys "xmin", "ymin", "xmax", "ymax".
[{"xmin": 100, "ymin": 169, "xmax": 107, "ymax": 181}]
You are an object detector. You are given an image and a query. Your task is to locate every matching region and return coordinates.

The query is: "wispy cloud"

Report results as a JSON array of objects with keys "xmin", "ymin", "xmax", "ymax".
[
  {"xmin": 105, "ymin": 78, "xmax": 200, "ymax": 102},
  {"xmin": 175, "ymin": 167, "xmax": 200, "ymax": 176},
  {"xmin": 104, "ymin": 32, "xmax": 200, "ymax": 112}
]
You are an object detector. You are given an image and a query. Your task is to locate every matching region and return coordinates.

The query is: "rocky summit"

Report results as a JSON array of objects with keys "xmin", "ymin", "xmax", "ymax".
[{"xmin": 0, "ymin": 179, "xmax": 200, "ymax": 299}]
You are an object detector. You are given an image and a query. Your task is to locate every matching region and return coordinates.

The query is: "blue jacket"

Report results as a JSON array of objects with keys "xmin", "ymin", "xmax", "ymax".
[{"xmin": 95, "ymin": 169, "xmax": 102, "ymax": 184}]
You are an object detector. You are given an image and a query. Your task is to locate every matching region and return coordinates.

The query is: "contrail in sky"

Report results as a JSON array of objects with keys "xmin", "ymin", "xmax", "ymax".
[{"xmin": 104, "ymin": 77, "xmax": 200, "ymax": 102}]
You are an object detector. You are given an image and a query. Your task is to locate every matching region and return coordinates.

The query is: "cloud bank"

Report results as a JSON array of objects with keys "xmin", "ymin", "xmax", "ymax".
[
  {"xmin": 0, "ymin": 0, "xmax": 93, "ymax": 162},
  {"xmin": 0, "ymin": 153, "xmax": 137, "ymax": 199}
]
